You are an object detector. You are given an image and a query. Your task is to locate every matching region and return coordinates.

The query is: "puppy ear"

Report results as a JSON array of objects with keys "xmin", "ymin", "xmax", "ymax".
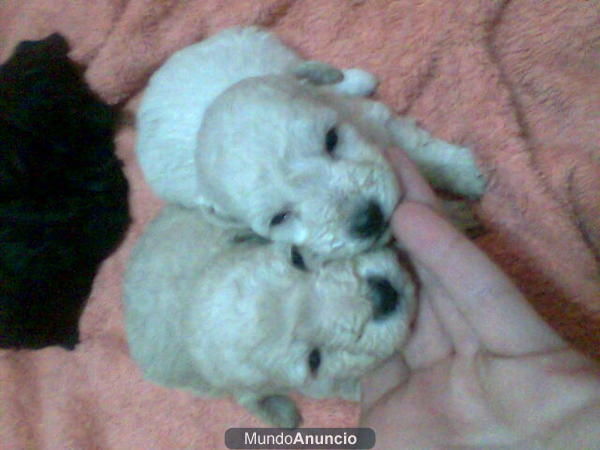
[
  {"xmin": 237, "ymin": 394, "xmax": 302, "ymax": 428},
  {"xmin": 291, "ymin": 61, "xmax": 344, "ymax": 85}
]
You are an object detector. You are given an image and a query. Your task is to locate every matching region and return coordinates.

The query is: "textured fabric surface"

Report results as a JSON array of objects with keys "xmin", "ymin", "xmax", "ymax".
[{"xmin": 1, "ymin": 1, "xmax": 598, "ymax": 448}]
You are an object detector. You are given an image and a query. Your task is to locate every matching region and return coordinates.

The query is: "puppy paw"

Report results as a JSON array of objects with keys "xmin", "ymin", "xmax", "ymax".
[
  {"xmin": 422, "ymin": 143, "xmax": 487, "ymax": 199},
  {"xmin": 335, "ymin": 69, "xmax": 379, "ymax": 97},
  {"xmin": 389, "ymin": 117, "xmax": 488, "ymax": 199},
  {"xmin": 446, "ymin": 154, "xmax": 487, "ymax": 200},
  {"xmin": 292, "ymin": 62, "xmax": 378, "ymax": 97},
  {"xmin": 238, "ymin": 394, "xmax": 302, "ymax": 428}
]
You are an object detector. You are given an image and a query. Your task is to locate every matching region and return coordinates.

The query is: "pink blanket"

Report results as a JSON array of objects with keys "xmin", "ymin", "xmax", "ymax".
[{"xmin": 1, "ymin": 0, "xmax": 598, "ymax": 447}]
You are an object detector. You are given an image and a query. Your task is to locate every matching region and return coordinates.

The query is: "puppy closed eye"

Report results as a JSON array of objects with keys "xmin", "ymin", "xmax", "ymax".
[
  {"xmin": 270, "ymin": 211, "xmax": 290, "ymax": 227},
  {"xmin": 325, "ymin": 126, "xmax": 338, "ymax": 156},
  {"xmin": 308, "ymin": 348, "xmax": 321, "ymax": 375}
]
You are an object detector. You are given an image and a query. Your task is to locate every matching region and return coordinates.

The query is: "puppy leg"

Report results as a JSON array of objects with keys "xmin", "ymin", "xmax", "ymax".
[
  {"xmin": 237, "ymin": 394, "xmax": 302, "ymax": 428},
  {"xmin": 388, "ymin": 116, "xmax": 487, "ymax": 199}
]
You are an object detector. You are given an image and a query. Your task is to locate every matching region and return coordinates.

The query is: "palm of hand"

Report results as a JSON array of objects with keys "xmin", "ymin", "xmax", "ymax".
[{"xmin": 361, "ymin": 152, "xmax": 600, "ymax": 449}]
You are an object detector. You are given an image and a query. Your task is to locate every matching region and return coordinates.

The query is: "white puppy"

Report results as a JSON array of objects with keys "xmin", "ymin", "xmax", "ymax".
[
  {"xmin": 123, "ymin": 205, "xmax": 417, "ymax": 427},
  {"xmin": 136, "ymin": 26, "xmax": 486, "ymax": 259}
]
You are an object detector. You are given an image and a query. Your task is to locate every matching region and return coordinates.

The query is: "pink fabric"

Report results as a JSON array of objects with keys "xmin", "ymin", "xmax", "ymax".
[{"xmin": 1, "ymin": 0, "xmax": 598, "ymax": 448}]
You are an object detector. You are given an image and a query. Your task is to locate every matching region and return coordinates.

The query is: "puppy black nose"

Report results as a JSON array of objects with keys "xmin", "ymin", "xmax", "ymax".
[
  {"xmin": 349, "ymin": 200, "xmax": 385, "ymax": 239},
  {"xmin": 367, "ymin": 277, "xmax": 399, "ymax": 320}
]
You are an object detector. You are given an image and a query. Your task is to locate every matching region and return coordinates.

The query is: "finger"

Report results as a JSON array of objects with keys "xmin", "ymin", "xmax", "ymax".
[
  {"xmin": 393, "ymin": 202, "xmax": 566, "ymax": 356},
  {"xmin": 383, "ymin": 148, "xmax": 441, "ymax": 210}
]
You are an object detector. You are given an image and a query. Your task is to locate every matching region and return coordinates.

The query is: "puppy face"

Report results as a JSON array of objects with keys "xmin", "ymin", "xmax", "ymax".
[
  {"xmin": 124, "ymin": 205, "xmax": 416, "ymax": 425},
  {"xmin": 182, "ymin": 234, "xmax": 416, "ymax": 400},
  {"xmin": 195, "ymin": 76, "xmax": 401, "ymax": 259}
]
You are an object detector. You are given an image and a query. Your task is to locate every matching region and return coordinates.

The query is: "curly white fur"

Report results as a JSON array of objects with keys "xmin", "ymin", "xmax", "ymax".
[
  {"xmin": 128, "ymin": 26, "xmax": 488, "ymax": 427},
  {"xmin": 124, "ymin": 205, "xmax": 416, "ymax": 427},
  {"xmin": 136, "ymin": 26, "xmax": 486, "ymax": 259}
]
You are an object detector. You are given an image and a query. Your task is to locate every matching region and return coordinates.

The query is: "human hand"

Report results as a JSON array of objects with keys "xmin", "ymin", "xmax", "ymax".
[{"xmin": 361, "ymin": 150, "xmax": 600, "ymax": 449}]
